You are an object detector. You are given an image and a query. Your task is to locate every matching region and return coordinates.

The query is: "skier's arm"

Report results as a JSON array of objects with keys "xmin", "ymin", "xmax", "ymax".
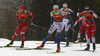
[
  {"xmin": 77, "ymin": 9, "xmax": 80, "ymax": 16},
  {"xmin": 73, "ymin": 16, "xmax": 84, "ymax": 27},
  {"xmin": 74, "ymin": 18, "xmax": 80, "ymax": 26},
  {"xmin": 77, "ymin": 11, "xmax": 84, "ymax": 17},
  {"xmin": 92, "ymin": 11, "xmax": 98, "ymax": 19},
  {"xmin": 69, "ymin": 9, "xmax": 75, "ymax": 15},
  {"xmin": 16, "ymin": 12, "xmax": 20, "ymax": 24},
  {"xmin": 31, "ymin": 14, "xmax": 33, "ymax": 22},
  {"xmin": 27, "ymin": 11, "xmax": 34, "ymax": 25},
  {"xmin": 77, "ymin": 12, "xmax": 80, "ymax": 17},
  {"xmin": 50, "ymin": 11, "xmax": 54, "ymax": 25},
  {"xmin": 28, "ymin": 11, "xmax": 33, "ymax": 22},
  {"xmin": 51, "ymin": 17, "xmax": 54, "ymax": 24}
]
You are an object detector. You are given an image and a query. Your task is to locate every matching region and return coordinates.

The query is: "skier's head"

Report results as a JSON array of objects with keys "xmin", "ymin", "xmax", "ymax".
[
  {"xmin": 53, "ymin": 5, "xmax": 59, "ymax": 13},
  {"xmin": 63, "ymin": 2, "xmax": 68, "ymax": 9},
  {"xmin": 85, "ymin": 5, "xmax": 90, "ymax": 12},
  {"xmin": 19, "ymin": 5, "xmax": 24, "ymax": 13},
  {"xmin": 19, "ymin": 5, "xmax": 24, "ymax": 9}
]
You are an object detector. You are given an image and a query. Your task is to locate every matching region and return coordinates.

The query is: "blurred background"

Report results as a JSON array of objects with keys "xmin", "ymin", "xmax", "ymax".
[{"xmin": 0, "ymin": 0, "xmax": 100, "ymax": 43}]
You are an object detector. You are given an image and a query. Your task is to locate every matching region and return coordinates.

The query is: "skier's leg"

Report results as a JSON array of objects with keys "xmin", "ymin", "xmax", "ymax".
[
  {"xmin": 85, "ymin": 27, "xmax": 90, "ymax": 50},
  {"xmin": 20, "ymin": 26, "xmax": 28, "ymax": 48},
  {"xmin": 43, "ymin": 25, "xmax": 56, "ymax": 43},
  {"xmin": 91, "ymin": 25, "xmax": 96, "ymax": 50},
  {"xmin": 65, "ymin": 23, "xmax": 71, "ymax": 46},
  {"xmin": 75, "ymin": 25, "xmax": 85, "ymax": 43},
  {"xmin": 7, "ymin": 24, "xmax": 22, "ymax": 46},
  {"xmin": 12, "ymin": 25, "xmax": 22, "ymax": 40},
  {"xmin": 56, "ymin": 32, "xmax": 61, "ymax": 52},
  {"xmin": 77, "ymin": 24, "xmax": 85, "ymax": 38},
  {"xmin": 56, "ymin": 22, "xmax": 64, "ymax": 52},
  {"xmin": 37, "ymin": 24, "xmax": 56, "ymax": 49}
]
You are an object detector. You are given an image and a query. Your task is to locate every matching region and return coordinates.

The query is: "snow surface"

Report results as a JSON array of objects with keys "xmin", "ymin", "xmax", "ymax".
[{"xmin": 0, "ymin": 38, "xmax": 100, "ymax": 56}]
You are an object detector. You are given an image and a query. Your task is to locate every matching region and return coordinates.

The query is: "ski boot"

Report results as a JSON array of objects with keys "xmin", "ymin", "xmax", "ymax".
[
  {"xmin": 66, "ymin": 42, "xmax": 69, "ymax": 46},
  {"xmin": 36, "ymin": 43, "xmax": 45, "ymax": 49},
  {"xmin": 75, "ymin": 39, "xmax": 79, "ymax": 43},
  {"xmin": 56, "ymin": 45, "xmax": 60, "ymax": 52},
  {"xmin": 85, "ymin": 44, "xmax": 90, "ymax": 51},
  {"xmin": 75, "ymin": 38, "xmax": 80, "ymax": 43},
  {"xmin": 93, "ymin": 43, "xmax": 96, "ymax": 51},
  {"xmin": 20, "ymin": 41, "xmax": 24, "ymax": 48},
  {"xmin": 6, "ymin": 40, "xmax": 14, "ymax": 47}
]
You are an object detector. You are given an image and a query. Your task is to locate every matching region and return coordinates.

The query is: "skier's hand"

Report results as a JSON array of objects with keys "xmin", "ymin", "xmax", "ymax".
[
  {"xmin": 30, "ymin": 22, "xmax": 34, "ymax": 25},
  {"xmin": 77, "ymin": 9, "xmax": 80, "ymax": 12}
]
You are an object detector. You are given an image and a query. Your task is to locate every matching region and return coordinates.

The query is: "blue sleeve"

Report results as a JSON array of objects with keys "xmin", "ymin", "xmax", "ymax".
[
  {"xmin": 51, "ymin": 17, "xmax": 54, "ymax": 24},
  {"xmin": 69, "ymin": 9, "xmax": 75, "ymax": 15},
  {"xmin": 70, "ymin": 11, "xmax": 75, "ymax": 15}
]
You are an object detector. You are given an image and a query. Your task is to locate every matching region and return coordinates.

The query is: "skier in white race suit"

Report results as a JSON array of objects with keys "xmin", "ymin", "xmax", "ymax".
[{"xmin": 36, "ymin": 5, "xmax": 64, "ymax": 52}]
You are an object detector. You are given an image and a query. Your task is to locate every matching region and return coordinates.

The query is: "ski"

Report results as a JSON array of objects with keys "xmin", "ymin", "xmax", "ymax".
[
  {"xmin": 73, "ymin": 50, "xmax": 92, "ymax": 52},
  {"xmin": 0, "ymin": 46, "xmax": 19, "ymax": 48},
  {"xmin": 73, "ymin": 49, "xmax": 97, "ymax": 52},
  {"xmin": 16, "ymin": 47, "xmax": 52, "ymax": 50},
  {"xmin": 47, "ymin": 51, "xmax": 65, "ymax": 54},
  {"xmin": 36, "ymin": 42, "xmax": 79, "ymax": 45},
  {"xmin": 36, "ymin": 43, "xmax": 65, "ymax": 45},
  {"xmin": 70, "ymin": 42, "xmax": 80, "ymax": 44}
]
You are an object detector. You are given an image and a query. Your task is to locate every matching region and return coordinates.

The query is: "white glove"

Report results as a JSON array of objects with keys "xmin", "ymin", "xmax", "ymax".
[{"xmin": 31, "ymin": 22, "xmax": 34, "ymax": 25}]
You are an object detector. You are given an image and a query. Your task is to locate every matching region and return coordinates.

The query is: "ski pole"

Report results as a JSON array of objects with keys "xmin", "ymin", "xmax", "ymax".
[
  {"xmin": 27, "ymin": 28, "xmax": 36, "ymax": 32},
  {"xmin": 31, "ymin": 24, "xmax": 46, "ymax": 29},
  {"xmin": 69, "ymin": 16, "xmax": 75, "ymax": 42},
  {"xmin": 70, "ymin": 27, "xmax": 77, "ymax": 34},
  {"xmin": 69, "ymin": 16, "xmax": 74, "ymax": 24}
]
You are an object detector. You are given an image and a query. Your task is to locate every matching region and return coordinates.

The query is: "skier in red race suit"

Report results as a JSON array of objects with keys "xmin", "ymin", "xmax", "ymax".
[
  {"xmin": 78, "ymin": 5, "xmax": 98, "ymax": 51},
  {"xmin": 6, "ymin": 5, "xmax": 33, "ymax": 48}
]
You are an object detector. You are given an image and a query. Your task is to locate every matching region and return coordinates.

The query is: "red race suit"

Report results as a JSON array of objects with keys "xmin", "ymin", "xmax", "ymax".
[
  {"xmin": 12, "ymin": 10, "xmax": 33, "ymax": 41},
  {"xmin": 78, "ymin": 10, "xmax": 98, "ymax": 40}
]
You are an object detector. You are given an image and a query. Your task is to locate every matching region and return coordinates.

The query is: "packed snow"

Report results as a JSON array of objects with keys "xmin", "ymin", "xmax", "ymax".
[{"xmin": 0, "ymin": 38, "xmax": 100, "ymax": 56}]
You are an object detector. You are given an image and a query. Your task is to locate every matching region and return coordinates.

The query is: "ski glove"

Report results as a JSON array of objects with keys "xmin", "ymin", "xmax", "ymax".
[
  {"xmin": 77, "ymin": 9, "xmax": 80, "ymax": 12},
  {"xmin": 31, "ymin": 22, "xmax": 34, "ymax": 25}
]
